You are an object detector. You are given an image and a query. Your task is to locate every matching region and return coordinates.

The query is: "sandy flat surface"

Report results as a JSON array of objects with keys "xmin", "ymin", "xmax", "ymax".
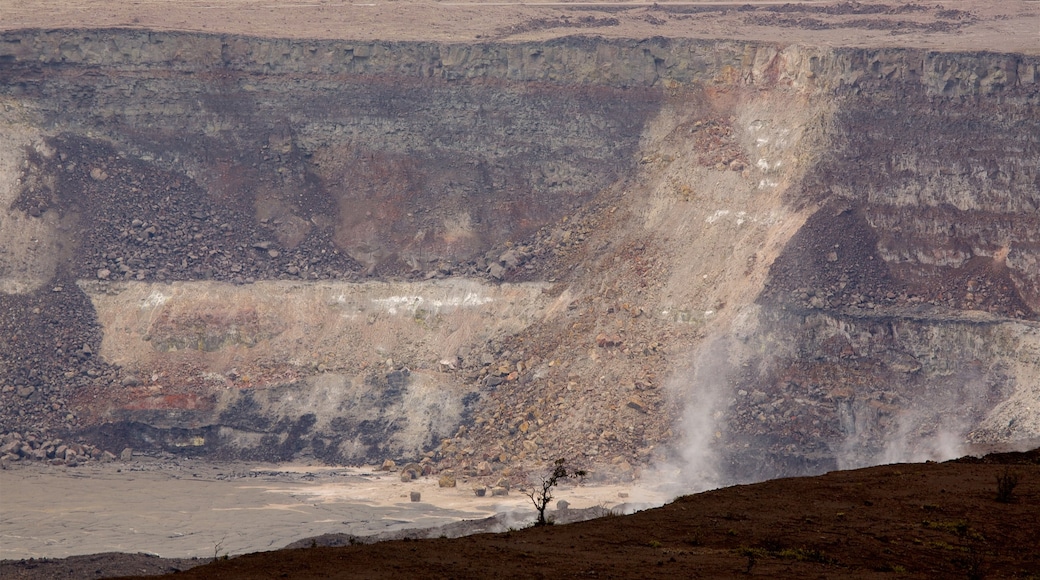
[
  {"xmin": 1, "ymin": 1, "xmax": 1037, "ymax": 53},
  {"xmin": 0, "ymin": 458, "xmax": 666, "ymax": 559}
]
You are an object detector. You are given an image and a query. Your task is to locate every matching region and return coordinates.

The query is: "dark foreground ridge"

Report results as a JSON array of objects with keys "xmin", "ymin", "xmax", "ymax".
[{"xmin": 3, "ymin": 449, "xmax": 1037, "ymax": 580}]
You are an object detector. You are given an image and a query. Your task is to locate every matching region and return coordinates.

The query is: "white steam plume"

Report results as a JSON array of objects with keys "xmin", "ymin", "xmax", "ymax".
[
  {"xmin": 640, "ymin": 336, "xmax": 737, "ymax": 498},
  {"xmin": 834, "ymin": 374, "xmax": 988, "ymax": 470}
]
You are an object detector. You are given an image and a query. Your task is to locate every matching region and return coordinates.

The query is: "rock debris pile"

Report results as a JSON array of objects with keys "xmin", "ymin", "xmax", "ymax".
[{"xmin": 0, "ymin": 431, "xmax": 128, "ymax": 468}]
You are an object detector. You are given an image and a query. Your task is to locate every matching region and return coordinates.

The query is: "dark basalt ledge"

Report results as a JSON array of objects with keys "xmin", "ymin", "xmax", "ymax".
[{"xmin": 1, "ymin": 29, "xmax": 1038, "ymax": 94}]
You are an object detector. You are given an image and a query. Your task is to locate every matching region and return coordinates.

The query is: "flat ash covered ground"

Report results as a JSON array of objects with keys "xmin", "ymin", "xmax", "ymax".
[{"xmin": 2, "ymin": 1, "xmax": 1037, "ymax": 54}]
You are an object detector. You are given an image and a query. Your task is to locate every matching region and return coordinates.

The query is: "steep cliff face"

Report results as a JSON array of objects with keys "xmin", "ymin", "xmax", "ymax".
[
  {"xmin": 0, "ymin": 30, "xmax": 1037, "ymax": 482},
  {"xmin": 2, "ymin": 32, "xmax": 674, "ymax": 280},
  {"xmin": 729, "ymin": 49, "xmax": 1040, "ymax": 480}
]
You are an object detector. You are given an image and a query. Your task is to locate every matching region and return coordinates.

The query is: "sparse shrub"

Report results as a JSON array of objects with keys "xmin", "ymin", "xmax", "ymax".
[
  {"xmin": 587, "ymin": 505, "xmax": 622, "ymax": 519},
  {"xmin": 953, "ymin": 523, "xmax": 988, "ymax": 580},
  {"xmin": 954, "ymin": 542, "xmax": 987, "ymax": 580},
  {"xmin": 923, "ymin": 520, "xmax": 972, "ymax": 536},
  {"xmin": 737, "ymin": 543, "xmax": 838, "ymax": 571},
  {"xmin": 995, "ymin": 466, "xmax": 1019, "ymax": 503},
  {"xmin": 212, "ymin": 536, "xmax": 228, "ymax": 562},
  {"xmin": 777, "ymin": 547, "xmax": 837, "ymax": 565},
  {"xmin": 524, "ymin": 458, "xmax": 586, "ymax": 527},
  {"xmin": 736, "ymin": 546, "xmax": 762, "ymax": 574},
  {"xmin": 756, "ymin": 537, "xmax": 784, "ymax": 552}
]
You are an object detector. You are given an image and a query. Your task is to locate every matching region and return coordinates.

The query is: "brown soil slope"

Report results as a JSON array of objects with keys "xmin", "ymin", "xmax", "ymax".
[{"xmin": 94, "ymin": 450, "xmax": 1038, "ymax": 579}]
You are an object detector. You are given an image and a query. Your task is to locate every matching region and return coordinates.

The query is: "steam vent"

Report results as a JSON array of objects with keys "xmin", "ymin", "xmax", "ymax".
[{"xmin": 2, "ymin": 0, "xmax": 1038, "ymax": 486}]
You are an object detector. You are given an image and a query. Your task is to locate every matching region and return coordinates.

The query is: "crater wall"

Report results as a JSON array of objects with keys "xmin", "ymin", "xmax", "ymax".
[{"xmin": 1, "ymin": 29, "xmax": 1037, "ymax": 479}]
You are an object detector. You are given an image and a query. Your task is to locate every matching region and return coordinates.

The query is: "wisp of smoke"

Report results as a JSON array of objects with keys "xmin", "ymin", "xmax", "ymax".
[
  {"xmin": 639, "ymin": 336, "xmax": 737, "ymax": 498},
  {"xmin": 835, "ymin": 374, "xmax": 985, "ymax": 469}
]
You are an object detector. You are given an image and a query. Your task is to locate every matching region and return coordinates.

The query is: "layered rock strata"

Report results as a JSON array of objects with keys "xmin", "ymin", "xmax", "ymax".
[{"xmin": 1, "ymin": 30, "xmax": 1037, "ymax": 482}]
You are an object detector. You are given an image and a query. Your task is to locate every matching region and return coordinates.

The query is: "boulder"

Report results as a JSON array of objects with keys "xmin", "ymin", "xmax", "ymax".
[
  {"xmin": 401, "ymin": 462, "xmax": 422, "ymax": 475},
  {"xmin": 626, "ymin": 397, "xmax": 647, "ymax": 413},
  {"xmin": 484, "ymin": 375, "xmax": 504, "ymax": 388},
  {"xmin": 488, "ymin": 263, "xmax": 505, "ymax": 280},
  {"xmin": 438, "ymin": 473, "xmax": 456, "ymax": 488},
  {"xmin": 499, "ymin": 249, "xmax": 520, "ymax": 268}
]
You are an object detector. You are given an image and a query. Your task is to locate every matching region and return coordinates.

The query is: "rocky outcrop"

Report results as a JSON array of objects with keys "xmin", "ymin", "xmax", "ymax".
[
  {"xmin": 1, "ymin": 29, "xmax": 1037, "ymax": 482},
  {"xmin": 728, "ymin": 48, "xmax": 1040, "ymax": 479},
  {"xmin": 0, "ymin": 430, "xmax": 117, "ymax": 467}
]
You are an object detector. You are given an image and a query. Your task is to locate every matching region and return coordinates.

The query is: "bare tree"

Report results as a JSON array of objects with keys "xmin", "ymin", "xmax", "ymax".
[{"xmin": 525, "ymin": 458, "xmax": 587, "ymax": 526}]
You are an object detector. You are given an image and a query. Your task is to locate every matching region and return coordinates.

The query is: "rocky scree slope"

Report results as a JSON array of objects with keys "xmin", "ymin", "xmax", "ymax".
[{"xmin": 1, "ymin": 30, "xmax": 1038, "ymax": 485}]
